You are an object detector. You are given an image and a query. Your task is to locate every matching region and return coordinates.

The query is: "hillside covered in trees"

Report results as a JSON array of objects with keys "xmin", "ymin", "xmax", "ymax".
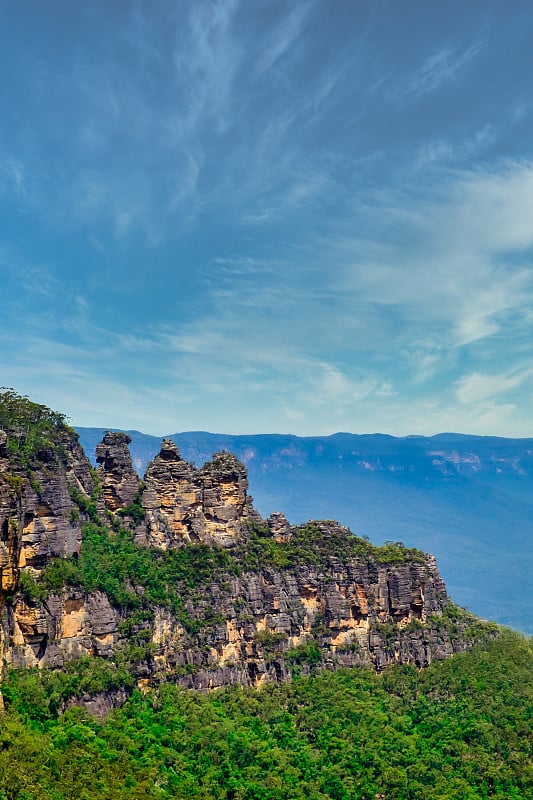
[
  {"xmin": 0, "ymin": 390, "xmax": 531, "ymax": 799},
  {"xmin": 1, "ymin": 631, "xmax": 531, "ymax": 799}
]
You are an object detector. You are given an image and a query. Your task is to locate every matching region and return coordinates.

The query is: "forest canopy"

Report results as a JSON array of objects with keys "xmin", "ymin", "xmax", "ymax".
[{"xmin": 0, "ymin": 631, "xmax": 531, "ymax": 800}]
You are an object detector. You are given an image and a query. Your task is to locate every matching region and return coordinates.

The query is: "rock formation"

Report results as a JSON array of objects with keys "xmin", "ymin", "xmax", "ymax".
[
  {"xmin": 0, "ymin": 393, "xmax": 496, "ymax": 708},
  {"xmin": 96, "ymin": 432, "xmax": 141, "ymax": 512},
  {"xmin": 267, "ymin": 511, "xmax": 292, "ymax": 541},
  {"xmin": 0, "ymin": 412, "xmax": 96, "ymax": 679},
  {"xmin": 0, "ymin": 428, "xmax": 94, "ymax": 579},
  {"xmin": 142, "ymin": 440, "xmax": 260, "ymax": 547}
]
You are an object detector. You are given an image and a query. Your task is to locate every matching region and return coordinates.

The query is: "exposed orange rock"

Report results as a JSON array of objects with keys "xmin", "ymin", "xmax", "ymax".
[
  {"xmin": 0, "ymin": 411, "xmax": 472, "ymax": 701},
  {"xmin": 142, "ymin": 441, "xmax": 256, "ymax": 547}
]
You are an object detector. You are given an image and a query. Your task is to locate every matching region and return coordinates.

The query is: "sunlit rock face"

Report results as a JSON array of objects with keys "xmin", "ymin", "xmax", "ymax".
[
  {"xmin": 0, "ymin": 409, "xmax": 483, "ymax": 707},
  {"xmin": 96, "ymin": 432, "xmax": 141, "ymax": 512},
  {"xmin": 199, "ymin": 451, "xmax": 255, "ymax": 545},
  {"xmin": 267, "ymin": 511, "xmax": 292, "ymax": 542},
  {"xmin": 142, "ymin": 440, "xmax": 256, "ymax": 548},
  {"xmin": 0, "ymin": 420, "xmax": 98, "ymax": 692},
  {"xmin": 2, "ymin": 521, "xmax": 454, "ymax": 685},
  {"xmin": 142, "ymin": 438, "xmax": 203, "ymax": 547},
  {"xmin": 0, "ymin": 426, "xmax": 95, "ymax": 585}
]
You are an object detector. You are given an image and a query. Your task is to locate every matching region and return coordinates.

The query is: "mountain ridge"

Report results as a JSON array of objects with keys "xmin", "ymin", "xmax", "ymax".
[
  {"xmin": 2, "ymin": 390, "xmax": 530, "ymax": 800},
  {"xmin": 0, "ymin": 389, "xmax": 500, "ymax": 715},
  {"xmin": 76, "ymin": 427, "xmax": 533, "ymax": 634}
]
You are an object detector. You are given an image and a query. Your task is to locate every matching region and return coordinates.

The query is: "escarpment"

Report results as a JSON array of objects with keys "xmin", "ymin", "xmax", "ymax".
[
  {"xmin": 141, "ymin": 439, "xmax": 261, "ymax": 547},
  {"xmin": 0, "ymin": 391, "xmax": 498, "ymax": 709}
]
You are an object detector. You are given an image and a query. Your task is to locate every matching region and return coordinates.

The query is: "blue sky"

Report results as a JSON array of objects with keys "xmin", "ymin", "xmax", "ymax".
[{"xmin": 1, "ymin": 0, "xmax": 532, "ymax": 436}]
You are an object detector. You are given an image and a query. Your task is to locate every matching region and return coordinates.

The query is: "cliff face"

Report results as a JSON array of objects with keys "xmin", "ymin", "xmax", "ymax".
[
  {"xmin": 4, "ymin": 525, "xmax": 454, "ymax": 687},
  {"xmin": 0, "ymin": 394, "xmax": 492, "ymax": 704},
  {"xmin": 0, "ymin": 431, "xmax": 19, "ymax": 601},
  {"xmin": 0, "ymin": 407, "xmax": 95, "ymax": 675},
  {"xmin": 141, "ymin": 439, "xmax": 259, "ymax": 548},
  {"xmin": 140, "ymin": 530, "xmax": 454, "ymax": 690}
]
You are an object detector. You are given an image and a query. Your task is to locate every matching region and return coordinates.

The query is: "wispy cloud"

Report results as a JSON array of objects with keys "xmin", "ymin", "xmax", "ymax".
[
  {"xmin": 415, "ymin": 123, "xmax": 497, "ymax": 169},
  {"xmin": 254, "ymin": 0, "xmax": 314, "ymax": 78},
  {"xmin": 388, "ymin": 40, "xmax": 483, "ymax": 100},
  {"xmin": 330, "ymin": 161, "xmax": 533, "ymax": 349},
  {"xmin": 0, "ymin": 156, "xmax": 26, "ymax": 196},
  {"xmin": 1, "ymin": 2, "xmax": 532, "ymax": 436},
  {"xmin": 173, "ymin": 0, "xmax": 242, "ymax": 133},
  {"xmin": 455, "ymin": 367, "xmax": 533, "ymax": 405}
]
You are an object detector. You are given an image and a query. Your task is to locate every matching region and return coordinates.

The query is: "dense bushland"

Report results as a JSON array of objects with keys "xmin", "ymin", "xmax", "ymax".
[
  {"xmin": 2, "ymin": 389, "xmax": 530, "ymax": 798},
  {"xmin": 0, "ymin": 388, "xmax": 72, "ymax": 468},
  {"xmin": 0, "ymin": 631, "xmax": 531, "ymax": 800}
]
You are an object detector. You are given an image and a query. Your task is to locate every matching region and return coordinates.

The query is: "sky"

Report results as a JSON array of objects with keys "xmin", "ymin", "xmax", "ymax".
[{"xmin": 1, "ymin": 0, "xmax": 532, "ymax": 437}]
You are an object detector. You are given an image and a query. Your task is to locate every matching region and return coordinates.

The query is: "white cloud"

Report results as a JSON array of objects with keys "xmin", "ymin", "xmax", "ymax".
[
  {"xmin": 1, "ymin": 3, "xmax": 533, "ymax": 438},
  {"xmin": 0, "ymin": 156, "xmax": 25, "ymax": 195},
  {"xmin": 415, "ymin": 124, "xmax": 497, "ymax": 169},
  {"xmin": 303, "ymin": 364, "xmax": 378, "ymax": 408},
  {"xmin": 325, "ymin": 161, "xmax": 533, "ymax": 356},
  {"xmin": 455, "ymin": 368, "xmax": 533, "ymax": 405}
]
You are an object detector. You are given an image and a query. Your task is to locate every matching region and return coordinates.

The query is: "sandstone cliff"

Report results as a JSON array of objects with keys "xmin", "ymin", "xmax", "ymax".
[
  {"xmin": 141, "ymin": 439, "xmax": 260, "ymax": 548},
  {"xmin": 0, "ymin": 391, "xmax": 496, "ymax": 708}
]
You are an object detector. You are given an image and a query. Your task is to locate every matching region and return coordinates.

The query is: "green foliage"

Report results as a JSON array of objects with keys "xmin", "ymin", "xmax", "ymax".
[
  {"xmin": 374, "ymin": 539, "xmax": 418, "ymax": 563},
  {"xmin": 4, "ymin": 387, "xmax": 530, "ymax": 798},
  {"xmin": 39, "ymin": 557, "xmax": 83, "ymax": 595},
  {"xmin": 117, "ymin": 609, "xmax": 155, "ymax": 637},
  {"xmin": 28, "ymin": 472, "xmax": 43, "ymax": 497},
  {"xmin": 238, "ymin": 520, "xmax": 425, "ymax": 573},
  {"xmin": 35, "ymin": 516, "xmax": 427, "ymax": 657},
  {"xmin": 375, "ymin": 619, "xmax": 399, "ymax": 646},
  {"xmin": 0, "ymin": 632, "xmax": 530, "ymax": 799},
  {"xmin": 117, "ymin": 483, "xmax": 146, "ymax": 523},
  {"xmin": 68, "ymin": 484, "xmax": 99, "ymax": 523},
  {"xmin": 284, "ymin": 640, "xmax": 322, "ymax": 666},
  {"xmin": 0, "ymin": 387, "xmax": 72, "ymax": 469},
  {"xmin": 40, "ymin": 522, "xmax": 238, "ymax": 630},
  {"xmin": 430, "ymin": 602, "xmax": 500, "ymax": 641},
  {"xmin": 29, "ymin": 512, "xmax": 447, "ymax": 684},
  {"xmin": 2, "ymin": 472, "xmax": 24, "ymax": 496},
  {"xmin": 254, "ymin": 630, "xmax": 286, "ymax": 655},
  {"xmin": 18, "ymin": 570, "xmax": 48, "ymax": 603},
  {"xmin": 3, "ymin": 656, "xmax": 135, "ymax": 719}
]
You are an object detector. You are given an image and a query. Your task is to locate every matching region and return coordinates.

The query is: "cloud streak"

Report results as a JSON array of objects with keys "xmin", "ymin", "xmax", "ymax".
[{"xmin": 388, "ymin": 40, "xmax": 483, "ymax": 100}]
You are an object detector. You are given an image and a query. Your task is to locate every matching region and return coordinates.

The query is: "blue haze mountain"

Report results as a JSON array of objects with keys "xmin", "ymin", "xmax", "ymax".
[{"xmin": 77, "ymin": 428, "xmax": 533, "ymax": 635}]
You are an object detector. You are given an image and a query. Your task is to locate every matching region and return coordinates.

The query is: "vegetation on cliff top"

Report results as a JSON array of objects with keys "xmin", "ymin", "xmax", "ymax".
[
  {"xmin": 0, "ymin": 388, "xmax": 74, "ymax": 469},
  {"xmin": 1, "ymin": 631, "xmax": 531, "ymax": 800},
  {"xmin": 7, "ymin": 389, "xmax": 466, "ymax": 683},
  {"xmin": 32, "ymin": 518, "xmax": 428, "ymax": 620}
]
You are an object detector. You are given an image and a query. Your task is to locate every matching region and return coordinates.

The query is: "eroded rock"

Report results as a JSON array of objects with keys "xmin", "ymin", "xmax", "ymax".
[
  {"xmin": 96, "ymin": 432, "xmax": 141, "ymax": 512},
  {"xmin": 142, "ymin": 442, "xmax": 256, "ymax": 547},
  {"xmin": 0, "ymin": 407, "xmax": 487, "ymax": 708}
]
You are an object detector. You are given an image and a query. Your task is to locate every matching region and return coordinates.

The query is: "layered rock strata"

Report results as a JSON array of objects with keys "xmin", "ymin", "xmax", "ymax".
[
  {"xmin": 3, "ymin": 525, "xmax": 454, "ymax": 684},
  {"xmin": 142, "ymin": 439, "xmax": 259, "ymax": 547},
  {"xmin": 0, "ymin": 419, "xmax": 484, "ymax": 703},
  {"xmin": 0, "ymin": 428, "xmax": 94, "ymax": 580},
  {"xmin": 0, "ymin": 422, "xmax": 96, "ymax": 693}
]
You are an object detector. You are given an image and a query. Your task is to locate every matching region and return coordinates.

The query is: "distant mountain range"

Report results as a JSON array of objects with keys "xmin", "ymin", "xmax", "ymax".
[{"xmin": 77, "ymin": 428, "xmax": 533, "ymax": 635}]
